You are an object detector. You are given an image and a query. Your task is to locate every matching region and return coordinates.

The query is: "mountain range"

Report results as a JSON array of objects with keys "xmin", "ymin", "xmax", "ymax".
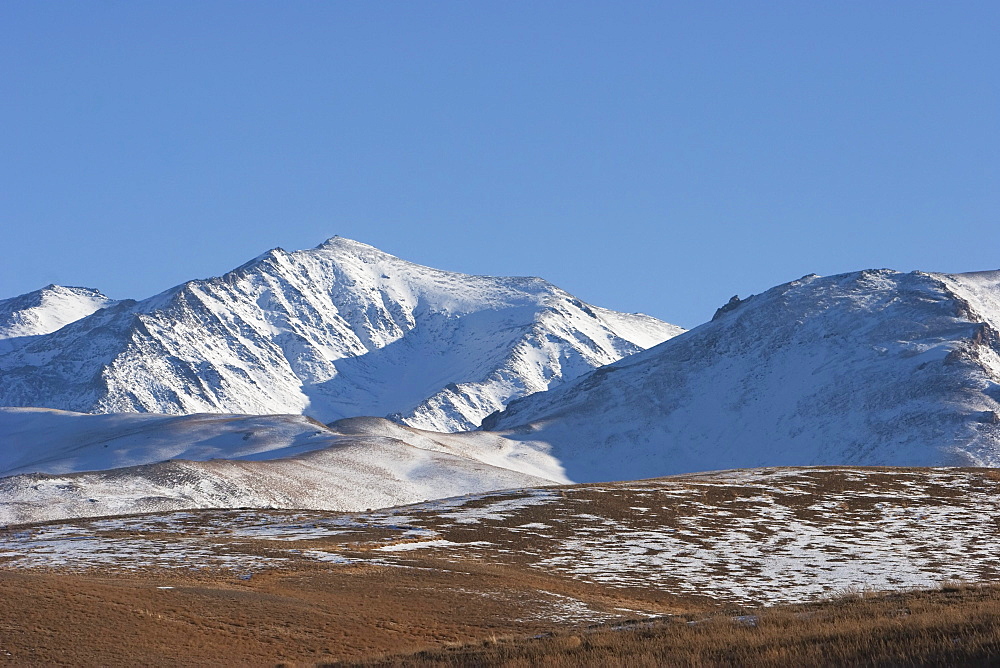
[{"xmin": 2, "ymin": 238, "xmax": 999, "ymax": 524}]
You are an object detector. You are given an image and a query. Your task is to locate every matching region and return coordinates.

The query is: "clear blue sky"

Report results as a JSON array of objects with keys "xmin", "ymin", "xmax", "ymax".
[{"xmin": 2, "ymin": 2, "xmax": 997, "ymax": 328}]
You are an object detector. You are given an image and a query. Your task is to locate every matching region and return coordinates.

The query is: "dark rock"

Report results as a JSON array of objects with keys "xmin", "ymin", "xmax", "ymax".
[{"xmin": 713, "ymin": 295, "xmax": 744, "ymax": 321}]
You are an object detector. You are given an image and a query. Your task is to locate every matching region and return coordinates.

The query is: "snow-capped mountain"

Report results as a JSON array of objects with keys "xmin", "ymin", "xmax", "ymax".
[
  {"xmin": 483, "ymin": 269, "xmax": 1000, "ymax": 481},
  {"xmin": 0, "ymin": 284, "xmax": 113, "ymax": 353},
  {"xmin": 0, "ymin": 237, "xmax": 681, "ymax": 431}
]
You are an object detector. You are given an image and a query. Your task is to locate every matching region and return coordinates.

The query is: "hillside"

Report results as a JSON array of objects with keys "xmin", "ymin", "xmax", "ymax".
[
  {"xmin": 6, "ymin": 466, "xmax": 995, "ymax": 604},
  {"xmin": 484, "ymin": 269, "xmax": 1000, "ymax": 481},
  {"xmin": 0, "ymin": 410, "xmax": 564, "ymax": 525}
]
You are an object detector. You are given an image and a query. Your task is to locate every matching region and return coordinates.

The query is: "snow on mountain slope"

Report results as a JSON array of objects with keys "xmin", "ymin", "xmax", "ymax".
[
  {"xmin": 0, "ymin": 238, "xmax": 681, "ymax": 432},
  {"xmin": 0, "ymin": 446, "xmax": 560, "ymax": 526},
  {"xmin": 0, "ymin": 408, "xmax": 338, "ymax": 477},
  {"xmin": 938, "ymin": 270, "xmax": 1000, "ymax": 380},
  {"xmin": 483, "ymin": 269, "xmax": 1000, "ymax": 481},
  {"xmin": 0, "ymin": 408, "xmax": 566, "ymax": 481},
  {"xmin": 0, "ymin": 285, "xmax": 113, "ymax": 353},
  {"xmin": 328, "ymin": 415, "xmax": 566, "ymax": 482},
  {"xmin": 0, "ymin": 409, "xmax": 564, "ymax": 525}
]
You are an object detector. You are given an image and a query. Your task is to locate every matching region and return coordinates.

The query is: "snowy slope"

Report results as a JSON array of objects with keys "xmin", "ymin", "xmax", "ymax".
[
  {"xmin": 0, "ymin": 447, "xmax": 559, "ymax": 526},
  {"xmin": 483, "ymin": 270, "xmax": 1000, "ymax": 481},
  {"xmin": 0, "ymin": 285, "xmax": 113, "ymax": 353},
  {"xmin": 0, "ymin": 408, "xmax": 564, "ymax": 480},
  {"xmin": 0, "ymin": 409, "xmax": 564, "ymax": 525},
  {"xmin": 0, "ymin": 238, "xmax": 681, "ymax": 431},
  {"xmin": 0, "ymin": 408, "xmax": 339, "ymax": 477}
]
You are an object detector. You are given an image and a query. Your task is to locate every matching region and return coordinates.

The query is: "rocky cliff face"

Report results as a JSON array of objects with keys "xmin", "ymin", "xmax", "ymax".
[{"xmin": 0, "ymin": 237, "xmax": 682, "ymax": 431}]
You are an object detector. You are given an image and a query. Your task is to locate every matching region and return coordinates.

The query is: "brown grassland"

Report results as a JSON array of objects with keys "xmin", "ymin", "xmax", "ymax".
[
  {"xmin": 5, "ymin": 569, "xmax": 1000, "ymax": 666},
  {"xmin": 338, "ymin": 583, "xmax": 1000, "ymax": 667}
]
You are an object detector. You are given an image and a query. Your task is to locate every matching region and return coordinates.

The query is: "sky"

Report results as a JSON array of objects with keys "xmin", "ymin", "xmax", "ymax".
[{"xmin": 2, "ymin": 2, "xmax": 998, "ymax": 329}]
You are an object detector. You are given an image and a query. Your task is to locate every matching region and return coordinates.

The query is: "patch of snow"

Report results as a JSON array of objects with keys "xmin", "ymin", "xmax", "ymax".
[{"xmin": 377, "ymin": 539, "xmax": 492, "ymax": 552}]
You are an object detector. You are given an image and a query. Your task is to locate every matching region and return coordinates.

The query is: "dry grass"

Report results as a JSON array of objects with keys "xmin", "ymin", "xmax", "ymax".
[
  {"xmin": 340, "ymin": 584, "xmax": 1000, "ymax": 667},
  {"xmin": 0, "ymin": 559, "xmax": 681, "ymax": 666}
]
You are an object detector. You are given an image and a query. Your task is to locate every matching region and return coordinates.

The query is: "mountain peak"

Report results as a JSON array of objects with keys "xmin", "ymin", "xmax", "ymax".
[
  {"xmin": 307, "ymin": 236, "xmax": 407, "ymax": 268},
  {"xmin": 0, "ymin": 285, "xmax": 114, "ymax": 344},
  {"xmin": 35, "ymin": 284, "xmax": 107, "ymax": 299},
  {"xmin": 0, "ymin": 239, "xmax": 683, "ymax": 431},
  {"xmin": 314, "ymin": 236, "xmax": 383, "ymax": 253}
]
